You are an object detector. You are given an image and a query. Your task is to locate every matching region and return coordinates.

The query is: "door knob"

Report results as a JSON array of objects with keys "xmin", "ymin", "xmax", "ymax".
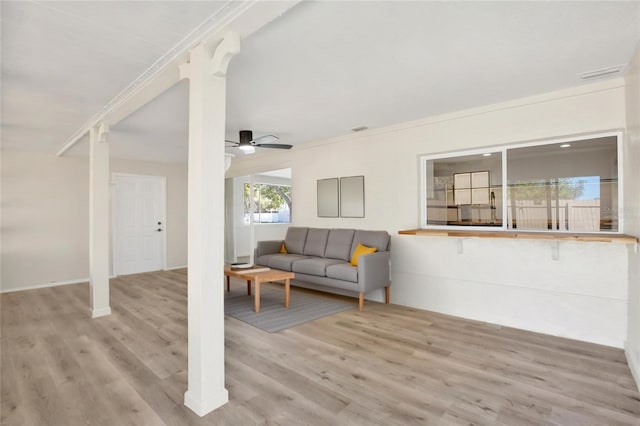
[
  {"xmin": 157, "ymin": 228, "xmax": 162, "ymax": 232},
  {"xmin": 157, "ymin": 221, "xmax": 162, "ymax": 225}
]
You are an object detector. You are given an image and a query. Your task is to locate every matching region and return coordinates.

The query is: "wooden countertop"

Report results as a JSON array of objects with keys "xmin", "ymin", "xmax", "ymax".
[{"xmin": 398, "ymin": 228, "xmax": 638, "ymax": 244}]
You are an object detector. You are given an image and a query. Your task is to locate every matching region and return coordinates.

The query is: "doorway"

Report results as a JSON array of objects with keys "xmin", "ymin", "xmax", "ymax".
[{"xmin": 113, "ymin": 173, "xmax": 167, "ymax": 275}]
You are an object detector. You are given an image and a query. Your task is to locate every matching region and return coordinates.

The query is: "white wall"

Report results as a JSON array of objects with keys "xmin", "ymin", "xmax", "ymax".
[
  {"xmin": 624, "ymin": 43, "xmax": 640, "ymax": 389},
  {"xmin": 2, "ymin": 151, "xmax": 90, "ymax": 290},
  {"xmin": 0, "ymin": 150, "xmax": 188, "ymax": 292},
  {"xmin": 229, "ymin": 79, "xmax": 631, "ymax": 348}
]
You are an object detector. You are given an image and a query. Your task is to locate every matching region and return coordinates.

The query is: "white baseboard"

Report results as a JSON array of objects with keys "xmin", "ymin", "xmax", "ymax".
[
  {"xmin": 1, "ymin": 275, "xmax": 117, "ymax": 294},
  {"xmin": 1, "ymin": 278, "xmax": 89, "ymax": 293},
  {"xmin": 625, "ymin": 342, "xmax": 640, "ymax": 392},
  {"xmin": 164, "ymin": 265, "xmax": 187, "ymax": 271}
]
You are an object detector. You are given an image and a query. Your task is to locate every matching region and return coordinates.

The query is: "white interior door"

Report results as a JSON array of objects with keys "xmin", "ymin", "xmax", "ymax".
[{"xmin": 114, "ymin": 174, "xmax": 166, "ymax": 275}]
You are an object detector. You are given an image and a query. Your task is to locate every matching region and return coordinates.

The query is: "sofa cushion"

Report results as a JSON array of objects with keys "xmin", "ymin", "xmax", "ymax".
[
  {"xmin": 292, "ymin": 258, "xmax": 345, "ymax": 276},
  {"xmin": 303, "ymin": 228, "xmax": 329, "ymax": 257},
  {"xmin": 324, "ymin": 229, "xmax": 356, "ymax": 261},
  {"xmin": 326, "ymin": 263, "xmax": 358, "ymax": 283},
  {"xmin": 268, "ymin": 254, "xmax": 310, "ymax": 271},
  {"xmin": 255, "ymin": 254, "xmax": 280, "ymax": 267},
  {"xmin": 284, "ymin": 227, "xmax": 309, "ymax": 255},
  {"xmin": 350, "ymin": 230, "xmax": 390, "ymax": 259},
  {"xmin": 350, "ymin": 243, "xmax": 377, "ymax": 266}
]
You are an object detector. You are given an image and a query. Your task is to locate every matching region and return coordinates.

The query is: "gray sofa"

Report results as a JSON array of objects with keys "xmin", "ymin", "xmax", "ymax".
[{"xmin": 254, "ymin": 227, "xmax": 391, "ymax": 310}]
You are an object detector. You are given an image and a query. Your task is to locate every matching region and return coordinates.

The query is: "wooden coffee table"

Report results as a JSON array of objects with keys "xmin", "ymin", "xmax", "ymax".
[{"xmin": 224, "ymin": 265, "xmax": 295, "ymax": 313}]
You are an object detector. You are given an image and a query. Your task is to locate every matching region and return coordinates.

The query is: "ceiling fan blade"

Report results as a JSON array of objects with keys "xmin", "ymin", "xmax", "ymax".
[
  {"xmin": 254, "ymin": 143, "xmax": 293, "ymax": 150},
  {"xmin": 250, "ymin": 134, "xmax": 279, "ymax": 145}
]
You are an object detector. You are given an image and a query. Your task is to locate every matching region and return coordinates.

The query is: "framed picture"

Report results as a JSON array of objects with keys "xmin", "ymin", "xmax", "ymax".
[
  {"xmin": 340, "ymin": 175, "xmax": 364, "ymax": 218},
  {"xmin": 317, "ymin": 178, "xmax": 339, "ymax": 217}
]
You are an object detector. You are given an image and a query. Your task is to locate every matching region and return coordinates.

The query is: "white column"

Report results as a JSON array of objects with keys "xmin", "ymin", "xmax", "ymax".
[
  {"xmin": 89, "ymin": 122, "xmax": 111, "ymax": 318},
  {"xmin": 182, "ymin": 33, "xmax": 239, "ymax": 417}
]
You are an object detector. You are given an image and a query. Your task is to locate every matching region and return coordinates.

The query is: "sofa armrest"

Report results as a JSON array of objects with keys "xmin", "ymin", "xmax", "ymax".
[
  {"xmin": 255, "ymin": 240, "xmax": 283, "ymax": 258},
  {"xmin": 357, "ymin": 251, "xmax": 390, "ymax": 293}
]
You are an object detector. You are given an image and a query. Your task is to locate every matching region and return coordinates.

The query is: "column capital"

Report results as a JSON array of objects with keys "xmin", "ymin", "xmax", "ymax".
[
  {"xmin": 179, "ymin": 62, "xmax": 191, "ymax": 81},
  {"xmin": 209, "ymin": 31, "xmax": 240, "ymax": 77},
  {"xmin": 91, "ymin": 122, "xmax": 109, "ymax": 143},
  {"xmin": 179, "ymin": 32, "xmax": 240, "ymax": 81}
]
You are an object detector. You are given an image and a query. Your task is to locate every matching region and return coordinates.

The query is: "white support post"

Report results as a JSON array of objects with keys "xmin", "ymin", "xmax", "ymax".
[
  {"xmin": 182, "ymin": 33, "xmax": 239, "ymax": 417},
  {"xmin": 89, "ymin": 123, "xmax": 111, "ymax": 318}
]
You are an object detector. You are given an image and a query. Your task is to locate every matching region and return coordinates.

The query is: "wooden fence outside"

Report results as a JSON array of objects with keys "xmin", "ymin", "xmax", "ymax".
[{"xmin": 507, "ymin": 200, "xmax": 601, "ymax": 231}]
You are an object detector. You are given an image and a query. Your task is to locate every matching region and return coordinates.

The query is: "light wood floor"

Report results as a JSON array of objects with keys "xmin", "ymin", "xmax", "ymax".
[{"xmin": 2, "ymin": 269, "xmax": 639, "ymax": 425}]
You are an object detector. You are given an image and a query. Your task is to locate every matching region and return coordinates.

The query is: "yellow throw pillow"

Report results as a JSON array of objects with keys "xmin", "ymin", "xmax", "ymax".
[
  {"xmin": 279, "ymin": 242, "xmax": 288, "ymax": 254},
  {"xmin": 350, "ymin": 243, "xmax": 377, "ymax": 266}
]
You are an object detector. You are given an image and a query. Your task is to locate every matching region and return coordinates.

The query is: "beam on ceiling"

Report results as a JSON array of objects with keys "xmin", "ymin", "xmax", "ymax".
[{"xmin": 56, "ymin": 0, "xmax": 301, "ymax": 157}]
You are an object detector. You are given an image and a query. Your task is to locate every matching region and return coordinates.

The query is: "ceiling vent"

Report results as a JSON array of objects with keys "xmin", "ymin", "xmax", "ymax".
[
  {"xmin": 579, "ymin": 65, "xmax": 625, "ymax": 80},
  {"xmin": 351, "ymin": 126, "xmax": 368, "ymax": 132}
]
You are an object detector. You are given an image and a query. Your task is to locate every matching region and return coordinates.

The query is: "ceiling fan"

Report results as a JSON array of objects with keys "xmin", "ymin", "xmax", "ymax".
[{"xmin": 225, "ymin": 130, "xmax": 292, "ymax": 153}]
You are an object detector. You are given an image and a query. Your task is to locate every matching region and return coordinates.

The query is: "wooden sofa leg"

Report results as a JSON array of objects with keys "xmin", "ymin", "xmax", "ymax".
[
  {"xmin": 385, "ymin": 286, "xmax": 390, "ymax": 304},
  {"xmin": 358, "ymin": 292, "xmax": 364, "ymax": 311}
]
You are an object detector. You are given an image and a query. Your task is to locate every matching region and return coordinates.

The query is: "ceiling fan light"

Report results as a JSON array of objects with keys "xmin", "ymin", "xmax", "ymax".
[{"xmin": 238, "ymin": 143, "xmax": 254, "ymax": 152}]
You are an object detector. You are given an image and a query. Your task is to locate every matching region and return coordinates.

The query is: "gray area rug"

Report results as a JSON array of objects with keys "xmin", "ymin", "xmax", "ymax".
[{"xmin": 224, "ymin": 285, "xmax": 354, "ymax": 333}]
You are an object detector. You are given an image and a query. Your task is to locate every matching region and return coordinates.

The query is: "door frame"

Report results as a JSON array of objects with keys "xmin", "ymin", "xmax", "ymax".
[{"xmin": 112, "ymin": 172, "xmax": 167, "ymax": 276}]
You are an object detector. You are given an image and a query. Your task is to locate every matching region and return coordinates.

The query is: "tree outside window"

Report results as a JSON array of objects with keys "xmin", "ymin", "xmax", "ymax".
[{"xmin": 244, "ymin": 183, "xmax": 292, "ymax": 224}]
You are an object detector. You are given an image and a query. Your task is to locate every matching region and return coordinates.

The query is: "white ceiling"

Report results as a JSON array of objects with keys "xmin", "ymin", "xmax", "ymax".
[
  {"xmin": 0, "ymin": 0, "xmax": 226, "ymax": 155},
  {"xmin": 2, "ymin": 1, "xmax": 639, "ymax": 163}
]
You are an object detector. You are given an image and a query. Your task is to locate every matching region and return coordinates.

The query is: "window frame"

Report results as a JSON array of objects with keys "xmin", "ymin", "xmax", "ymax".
[{"xmin": 420, "ymin": 131, "xmax": 624, "ymax": 234}]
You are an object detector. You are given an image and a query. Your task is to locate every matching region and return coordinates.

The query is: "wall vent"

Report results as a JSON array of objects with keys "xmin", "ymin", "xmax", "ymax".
[{"xmin": 579, "ymin": 65, "xmax": 625, "ymax": 80}]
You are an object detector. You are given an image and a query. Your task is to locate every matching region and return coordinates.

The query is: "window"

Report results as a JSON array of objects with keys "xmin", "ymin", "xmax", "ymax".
[
  {"xmin": 422, "ymin": 132, "xmax": 621, "ymax": 233},
  {"xmin": 244, "ymin": 183, "xmax": 291, "ymax": 224},
  {"xmin": 424, "ymin": 150, "xmax": 503, "ymax": 227}
]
